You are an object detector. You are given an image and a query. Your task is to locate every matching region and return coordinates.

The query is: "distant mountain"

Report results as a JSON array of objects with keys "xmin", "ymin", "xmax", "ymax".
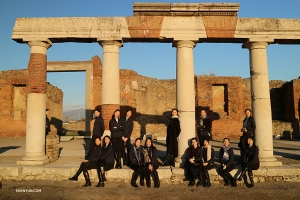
[{"xmin": 63, "ymin": 108, "xmax": 85, "ymax": 122}]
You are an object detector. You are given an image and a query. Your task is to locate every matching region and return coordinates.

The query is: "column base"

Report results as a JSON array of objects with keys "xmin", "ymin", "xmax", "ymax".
[
  {"xmin": 259, "ymin": 157, "xmax": 282, "ymax": 167},
  {"xmin": 17, "ymin": 154, "xmax": 49, "ymax": 166},
  {"xmin": 174, "ymin": 157, "xmax": 185, "ymax": 168}
]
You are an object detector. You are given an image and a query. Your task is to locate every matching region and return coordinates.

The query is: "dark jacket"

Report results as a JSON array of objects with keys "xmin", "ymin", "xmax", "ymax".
[
  {"xmin": 200, "ymin": 146, "xmax": 215, "ymax": 166},
  {"xmin": 242, "ymin": 116, "xmax": 256, "ymax": 136},
  {"xmin": 123, "ymin": 116, "xmax": 133, "ymax": 138},
  {"xmin": 219, "ymin": 147, "xmax": 235, "ymax": 167},
  {"xmin": 143, "ymin": 146, "xmax": 159, "ymax": 166},
  {"xmin": 166, "ymin": 117, "xmax": 181, "ymax": 156},
  {"xmin": 87, "ymin": 144, "xmax": 102, "ymax": 163},
  {"xmin": 246, "ymin": 145, "xmax": 259, "ymax": 165},
  {"xmin": 197, "ymin": 117, "xmax": 212, "ymax": 137},
  {"xmin": 46, "ymin": 115, "xmax": 50, "ymax": 134},
  {"xmin": 129, "ymin": 145, "xmax": 144, "ymax": 166},
  {"xmin": 186, "ymin": 145, "xmax": 201, "ymax": 164},
  {"xmin": 93, "ymin": 116, "xmax": 105, "ymax": 137},
  {"xmin": 99, "ymin": 144, "xmax": 114, "ymax": 164},
  {"xmin": 109, "ymin": 117, "xmax": 125, "ymax": 138}
]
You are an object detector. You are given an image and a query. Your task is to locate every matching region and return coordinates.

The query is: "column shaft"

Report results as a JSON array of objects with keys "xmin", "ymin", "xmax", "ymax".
[
  {"xmin": 174, "ymin": 41, "xmax": 196, "ymax": 167},
  {"xmin": 247, "ymin": 41, "xmax": 282, "ymax": 166}
]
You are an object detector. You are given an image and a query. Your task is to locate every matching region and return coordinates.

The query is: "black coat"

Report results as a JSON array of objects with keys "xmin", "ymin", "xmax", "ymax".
[
  {"xmin": 129, "ymin": 145, "xmax": 144, "ymax": 166},
  {"xmin": 219, "ymin": 147, "xmax": 235, "ymax": 167},
  {"xmin": 123, "ymin": 117, "xmax": 133, "ymax": 138},
  {"xmin": 242, "ymin": 116, "xmax": 256, "ymax": 136},
  {"xmin": 93, "ymin": 116, "xmax": 105, "ymax": 137},
  {"xmin": 186, "ymin": 145, "xmax": 201, "ymax": 164},
  {"xmin": 143, "ymin": 146, "xmax": 159, "ymax": 166},
  {"xmin": 246, "ymin": 145, "xmax": 259, "ymax": 165},
  {"xmin": 166, "ymin": 117, "xmax": 181, "ymax": 156},
  {"xmin": 46, "ymin": 115, "xmax": 50, "ymax": 134},
  {"xmin": 99, "ymin": 144, "xmax": 114, "ymax": 164},
  {"xmin": 87, "ymin": 144, "xmax": 102, "ymax": 162},
  {"xmin": 197, "ymin": 117, "xmax": 212, "ymax": 137},
  {"xmin": 109, "ymin": 118, "xmax": 125, "ymax": 138},
  {"xmin": 200, "ymin": 146, "xmax": 215, "ymax": 166}
]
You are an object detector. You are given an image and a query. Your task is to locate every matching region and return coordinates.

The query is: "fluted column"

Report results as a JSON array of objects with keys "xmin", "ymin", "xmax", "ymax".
[
  {"xmin": 174, "ymin": 40, "xmax": 196, "ymax": 167},
  {"xmin": 17, "ymin": 40, "xmax": 52, "ymax": 165},
  {"xmin": 244, "ymin": 40, "xmax": 282, "ymax": 166},
  {"xmin": 99, "ymin": 40, "xmax": 123, "ymax": 136}
]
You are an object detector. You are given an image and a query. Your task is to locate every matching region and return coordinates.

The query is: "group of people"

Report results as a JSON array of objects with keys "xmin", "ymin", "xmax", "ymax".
[{"xmin": 68, "ymin": 107, "xmax": 259, "ymax": 188}]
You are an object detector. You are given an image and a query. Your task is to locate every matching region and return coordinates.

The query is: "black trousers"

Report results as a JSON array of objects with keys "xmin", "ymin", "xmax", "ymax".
[
  {"xmin": 217, "ymin": 164, "xmax": 235, "ymax": 180},
  {"xmin": 81, "ymin": 161, "xmax": 98, "ymax": 172},
  {"xmin": 199, "ymin": 164, "xmax": 214, "ymax": 174},
  {"xmin": 131, "ymin": 164, "xmax": 146, "ymax": 178},
  {"xmin": 246, "ymin": 161, "xmax": 259, "ymax": 172},
  {"xmin": 111, "ymin": 137, "xmax": 124, "ymax": 153},
  {"xmin": 98, "ymin": 160, "xmax": 114, "ymax": 172},
  {"xmin": 124, "ymin": 137, "xmax": 131, "ymax": 150}
]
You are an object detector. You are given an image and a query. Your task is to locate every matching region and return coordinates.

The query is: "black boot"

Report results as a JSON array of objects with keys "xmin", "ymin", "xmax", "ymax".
[
  {"xmin": 146, "ymin": 172, "xmax": 151, "ymax": 188},
  {"xmin": 131, "ymin": 172, "xmax": 139, "ymax": 188},
  {"xmin": 140, "ymin": 172, "xmax": 145, "ymax": 186},
  {"xmin": 68, "ymin": 165, "xmax": 83, "ymax": 181},
  {"xmin": 114, "ymin": 153, "xmax": 119, "ymax": 169},
  {"xmin": 237, "ymin": 166, "xmax": 248, "ymax": 181},
  {"xmin": 82, "ymin": 171, "xmax": 91, "ymax": 187},
  {"xmin": 122, "ymin": 153, "xmax": 127, "ymax": 167},
  {"xmin": 223, "ymin": 178, "xmax": 231, "ymax": 186},
  {"xmin": 230, "ymin": 179, "xmax": 237, "ymax": 187},
  {"xmin": 95, "ymin": 167, "xmax": 105, "ymax": 187},
  {"xmin": 188, "ymin": 179, "xmax": 195, "ymax": 186},
  {"xmin": 118, "ymin": 152, "xmax": 122, "ymax": 169},
  {"xmin": 204, "ymin": 171, "xmax": 211, "ymax": 187},
  {"xmin": 189, "ymin": 167, "xmax": 199, "ymax": 186},
  {"xmin": 248, "ymin": 171, "xmax": 254, "ymax": 188},
  {"xmin": 152, "ymin": 171, "xmax": 160, "ymax": 188},
  {"xmin": 160, "ymin": 153, "xmax": 171, "ymax": 166}
]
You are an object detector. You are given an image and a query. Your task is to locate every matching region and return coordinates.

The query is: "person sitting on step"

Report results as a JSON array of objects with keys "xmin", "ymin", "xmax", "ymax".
[{"xmin": 199, "ymin": 138, "xmax": 215, "ymax": 187}]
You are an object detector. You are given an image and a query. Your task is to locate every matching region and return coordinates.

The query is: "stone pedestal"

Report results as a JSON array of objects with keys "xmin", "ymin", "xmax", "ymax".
[
  {"xmin": 46, "ymin": 134, "xmax": 60, "ymax": 162},
  {"xmin": 244, "ymin": 40, "xmax": 282, "ymax": 167},
  {"xmin": 17, "ymin": 40, "xmax": 51, "ymax": 166},
  {"xmin": 173, "ymin": 40, "xmax": 196, "ymax": 167},
  {"xmin": 99, "ymin": 41, "xmax": 122, "ymax": 133}
]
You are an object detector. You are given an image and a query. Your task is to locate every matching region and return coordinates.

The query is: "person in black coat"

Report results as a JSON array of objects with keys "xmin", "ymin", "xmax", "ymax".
[
  {"xmin": 89, "ymin": 109, "xmax": 104, "ymax": 155},
  {"xmin": 129, "ymin": 138, "xmax": 146, "ymax": 187},
  {"xmin": 122, "ymin": 109, "xmax": 134, "ymax": 166},
  {"xmin": 238, "ymin": 108, "xmax": 256, "ymax": 166},
  {"xmin": 185, "ymin": 138, "xmax": 202, "ymax": 187},
  {"xmin": 161, "ymin": 108, "xmax": 181, "ymax": 166},
  {"xmin": 96, "ymin": 135, "xmax": 114, "ymax": 187},
  {"xmin": 196, "ymin": 109, "xmax": 212, "ymax": 147},
  {"xmin": 69, "ymin": 137, "xmax": 102, "ymax": 187},
  {"xmin": 109, "ymin": 109, "xmax": 125, "ymax": 169},
  {"xmin": 45, "ymin": 109, "xmax": 50, "ymax": 135},
  {"xmin": 237, "ymin": 136, "xmax": 259, "ymax": 188},
  {"xmin": 142, "ymin": 137, "xmax": 160, "ymax": 188},
  {"xmin": 218, "ymin": 138, "xmax": 237, "ymax": 187},
  {"xmin": 199, "ymin": 138, "xmax": 214, "ymax": 187}
]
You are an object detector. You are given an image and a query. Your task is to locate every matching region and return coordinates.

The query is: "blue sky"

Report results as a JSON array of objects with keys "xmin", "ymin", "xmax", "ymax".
[{"xmin": 1, "ymin": 0, "xmax": 300, "ymax": 111}]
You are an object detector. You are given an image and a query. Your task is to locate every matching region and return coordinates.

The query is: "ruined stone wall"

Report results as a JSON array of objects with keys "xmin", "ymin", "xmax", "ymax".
[{"xmin": 0, "ymin": 70, "xmax": 63, "ymax": 138}]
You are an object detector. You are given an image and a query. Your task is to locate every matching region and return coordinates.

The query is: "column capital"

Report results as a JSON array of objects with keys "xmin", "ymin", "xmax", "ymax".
[
  {"xmin": 173, "ymin": 40, "xmax": 196, "ymax": 48},
  {"xmin": 27, "ymin": 40, "xmax": 52, "ymax": 54},
  {"xmin": 98, "ymin": 40, "xmax": 123, "ymax": 48},
  {"xmin": 242, "ymin": 38, "xmax": 274, "ymax": 49}
]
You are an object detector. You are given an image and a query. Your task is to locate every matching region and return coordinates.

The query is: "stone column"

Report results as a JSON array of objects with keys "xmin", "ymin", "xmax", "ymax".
[
  {"xmin": 99, "ymin": 41, "xmax": 123, "ymax": 136},
  {"xmin": 17, "ymin": 40, "xmax": 52, "ymax": 165},
  {"xmin": 244, "ymin": 40, "xmax": 282, "ymax": 166},
  {"xmin": 174, "ymin": 40, "xmax": 196, "ymax": 167}
]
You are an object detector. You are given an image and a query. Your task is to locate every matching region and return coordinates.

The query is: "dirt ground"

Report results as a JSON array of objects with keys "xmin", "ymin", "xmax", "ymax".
[{"xmin": 1, "ymin": 180, "xmax": 300, "ymax": 200}]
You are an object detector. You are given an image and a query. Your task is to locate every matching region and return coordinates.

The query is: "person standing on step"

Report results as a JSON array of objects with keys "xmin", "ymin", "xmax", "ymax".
[
  {"xmin": 109, "ymin": 109, "xmax": 125, "ymax": 169},
  {"xmin": 161, "ymin": 108, "xmax": 181, "ymax": 166},
  {"xmin": 185, "ymin": 138, "xmax": 202, "ymax": 187},
  {"xmin": 238, "ymin": 108, "xmax": 256, "ymax": 167},
  {"xmin": 237, "ymin": 136, "xmax": 259, "ymax": 188},
  {"xmin": 196, "ymin": 109, "xmax": 212, "ymax": 147},
  {"xmin": 143, "ymin": 137, "xmax": 160, "ymax": 188},
  {"xmin": 218, "ymin": 138, "xmax": 237, "ymax": 187},
  {"xmin": 96, "ymin": 135, "xmax": 114, "ymax": 187},
  {"xmin": 68, "ymin": 137, "xmax": 102, "ymax": 187},
  {"xmin": 199, "ymin": 138, "xmax": 214, "ymax": 187},
  {"xmin": 122, "ymin": 109, "xmax": 134, "ymax": 167},
  {"xmin": 129, "ymin": 138, "xmax": 145, "ymax": 188},
  {"xmin": 89, "ymin": 109, "xmax": 104, "ymax": 157}
]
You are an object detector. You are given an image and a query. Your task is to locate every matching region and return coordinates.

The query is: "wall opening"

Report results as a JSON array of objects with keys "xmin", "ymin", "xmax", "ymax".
[
  {"xmin": 12, "ymin": 85, "xmax": 26, "ymax": 120},
  {"xmin": 212, "ymin": 84, "xmax": 228, "ymax": 115}
]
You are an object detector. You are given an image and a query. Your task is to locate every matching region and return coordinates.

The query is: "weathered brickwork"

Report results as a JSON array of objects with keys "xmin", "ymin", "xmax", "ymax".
[
  {"xmin": 27, "ymin": 53, "xmax": 47, "ymax": 94},
  {"xmin": 101, "ymin": 104, "xmax": 120, "ymax": 130}
]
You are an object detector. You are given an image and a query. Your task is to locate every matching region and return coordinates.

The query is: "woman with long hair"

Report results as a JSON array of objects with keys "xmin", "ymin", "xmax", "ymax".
[
  {"xmin": 68, "ymin": 137, "xmax": 102, "ymax": 187},
  {"xmin": 129, "ymin": 138, "xmax": 145, "ymax": 188},
  {"xmin": 161, "ymin": 108, "xmax": 181, "ymax": 166},
  {"xmin": 199, "ymin": 138, "xmax": 214, "ymax": 187},
  {"xmin": 142, "ymin": 137, "xmax": 160, "ymax": 188},
  {"xmin": 237, "ymin": 136, "xmax": 259, "ymax": 187},
  {"xmin": 218, "ymin": 138, "xmax": 237, "ymax": 187},
  {"xmin": 95, "ymin": 135, "xmax": 114, "ymax": 187},
  {"xmin": 185, "ymin": 138, "xmax": 202, "ymax": 187},
  {"xmin": 109, "ymin": 109, "xmax": 125, "ymax": 168}
]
